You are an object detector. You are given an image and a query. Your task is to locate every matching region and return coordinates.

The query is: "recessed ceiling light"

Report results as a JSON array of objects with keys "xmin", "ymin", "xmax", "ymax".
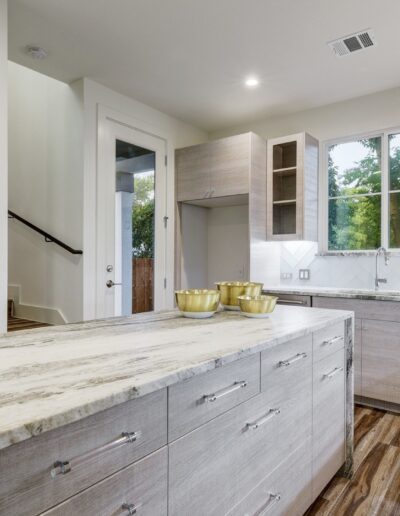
[
  {"xmin": 245, "ymin": 77, "xmax": 259, "ymax": 88},
  {"xmin": 26, "ymin": 45, "xmax": 48, "ymax": 60}
]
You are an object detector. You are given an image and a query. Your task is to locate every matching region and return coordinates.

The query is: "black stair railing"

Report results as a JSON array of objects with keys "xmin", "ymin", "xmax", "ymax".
[{"xmin": 8, "ymin": 210, "xmax": 83, "ymax": 255}]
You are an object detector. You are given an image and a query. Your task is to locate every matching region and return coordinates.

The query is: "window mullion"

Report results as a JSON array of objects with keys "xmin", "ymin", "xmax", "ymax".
[{"xmin": 381, "ymin": 132, "xmax": 389, "ymax": 249}]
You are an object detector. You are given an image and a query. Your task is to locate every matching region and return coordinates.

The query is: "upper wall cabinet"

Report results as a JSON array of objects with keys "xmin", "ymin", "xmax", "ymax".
[
  {"xmin": 176, "ymin": 133, "xmax": 250, "ymax": 203},
  {"xmin": 267, "ymin": 132, "xmax": 319, "ymax": 241}
]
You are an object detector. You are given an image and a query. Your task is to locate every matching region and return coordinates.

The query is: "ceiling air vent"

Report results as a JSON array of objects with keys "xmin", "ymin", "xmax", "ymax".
[{"xmin": 328, "ymin": 29, "xmax": 376, "ymax": 57}]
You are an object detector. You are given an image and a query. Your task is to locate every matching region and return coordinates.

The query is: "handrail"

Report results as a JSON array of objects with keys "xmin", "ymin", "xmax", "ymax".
[{"xmin": 8, "ymin": 210, "xmax": 83, "ymax": 255}]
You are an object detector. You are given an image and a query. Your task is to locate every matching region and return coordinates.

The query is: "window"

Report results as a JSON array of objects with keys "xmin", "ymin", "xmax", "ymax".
[{"xmin": 326, "ymin": 130, "xmax": 400, "ymax": 251}]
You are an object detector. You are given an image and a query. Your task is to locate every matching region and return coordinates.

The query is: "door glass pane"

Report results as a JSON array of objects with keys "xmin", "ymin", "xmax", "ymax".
[{"xmin": 115, "ymin": 140, "xmax": 155, "ymax": 315}]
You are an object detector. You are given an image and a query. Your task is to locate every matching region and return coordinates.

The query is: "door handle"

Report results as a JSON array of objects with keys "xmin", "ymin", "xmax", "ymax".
[{"xmin": 106, "ymin": 280, "xmax": 122, "ymax": 288}]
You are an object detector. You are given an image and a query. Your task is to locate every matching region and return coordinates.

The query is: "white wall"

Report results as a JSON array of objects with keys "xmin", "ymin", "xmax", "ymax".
[
  {"xmin": 0, "ymin": 0, "xmax": 7, "ymax": 332},
  {"xmin": 82, "ymin": 79, "xmax": 207, "ymax": 319},
  {"xmin": 8, "ymin": 62, "xmax": 84, "ymax": 323},
  {"xmin": 210, "ymin": 87, "xmax": 400, "ymax": 290},
  {"xmin": 211, "ymin": 87, "xmax": 400, "ymax": 142}
]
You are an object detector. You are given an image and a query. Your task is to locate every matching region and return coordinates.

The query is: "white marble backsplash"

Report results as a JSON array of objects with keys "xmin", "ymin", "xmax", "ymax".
[{"xmin": 271, "ymin": 241, "xmax": 400, "ymax": 290}]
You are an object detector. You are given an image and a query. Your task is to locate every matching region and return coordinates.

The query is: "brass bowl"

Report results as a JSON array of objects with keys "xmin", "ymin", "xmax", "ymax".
[
  {"xmin": 237, "ymin": 295, "xmax": 278, "ymax": 317},
  {"xmin": 215, "ymin": 281, "xmax": 263, "ymax": 310},
  {"xmin": 175, "ymin": 289, "xmax": 221, "ymax": 318}
]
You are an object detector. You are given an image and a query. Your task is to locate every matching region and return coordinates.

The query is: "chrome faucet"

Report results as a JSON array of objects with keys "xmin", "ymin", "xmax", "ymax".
[{"xmin": 375, "ymin": 247, "xmax": 389, "ymax": 290}]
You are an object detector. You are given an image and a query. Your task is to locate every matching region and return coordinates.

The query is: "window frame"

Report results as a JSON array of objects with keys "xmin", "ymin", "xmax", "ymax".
[{"xmin": 320, "ymin": 127, "xmax": 400, "ymax": 253}]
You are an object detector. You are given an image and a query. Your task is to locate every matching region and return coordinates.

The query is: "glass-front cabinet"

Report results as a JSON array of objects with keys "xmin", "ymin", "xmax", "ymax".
[{"xmin": 267, "ymin": 132, "xmax": 319, "ymax": 241}]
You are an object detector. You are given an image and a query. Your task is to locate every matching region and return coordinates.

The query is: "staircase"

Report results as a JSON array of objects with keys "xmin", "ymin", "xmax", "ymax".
[{"xmin": 7, "ymin": 299, "xmax": 50, "ymax": 332}]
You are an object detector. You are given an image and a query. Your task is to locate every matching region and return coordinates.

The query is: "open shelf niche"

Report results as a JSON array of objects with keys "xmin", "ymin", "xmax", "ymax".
[{"xmin": 267, "ymin": 132, "xmax": 318, "ymax": 241}]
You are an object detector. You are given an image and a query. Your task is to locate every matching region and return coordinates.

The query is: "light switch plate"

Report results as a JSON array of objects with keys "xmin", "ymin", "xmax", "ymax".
[
  {"xmin": 281, "ymin": 272, "xmax": 293, "ymax": 280},
  {"xmin": 299, "ymin": 269, "xmax": 310, "ymax": 280}
]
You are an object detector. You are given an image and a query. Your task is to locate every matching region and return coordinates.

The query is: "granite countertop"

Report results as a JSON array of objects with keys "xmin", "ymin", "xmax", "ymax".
[
  {"xmin": 263, "ymin": 285, "xmax": 400, "ymax": 301},
  {"xmin": 0, "ymin": 306, "xmax": 353, "ymax": 451}
]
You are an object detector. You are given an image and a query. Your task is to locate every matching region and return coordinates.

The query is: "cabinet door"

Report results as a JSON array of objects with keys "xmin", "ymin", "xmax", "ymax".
[
  {"xmin": 355, "ymin": 319, "xmax": 362, "ymax": 396},
  {"xmin": 362, "ymin": 319, "xmax": 400, "ymax": 404},
  {"xmin": 313, "ymin": 348, "xmax": 345, "ymax": 499},
  {"xmin": 176, "ymin": 144, "xmax": 210, "ymax": 202},
  {"xmin": 209, "ymin": 134, "xmax": 249, "ymax": 198}
]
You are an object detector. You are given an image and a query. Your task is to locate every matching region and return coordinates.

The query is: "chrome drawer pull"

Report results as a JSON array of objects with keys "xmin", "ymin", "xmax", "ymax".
[
  {"xmin": 122, "ymin": 502, "xmax": 141, "ymax": 515},
  {"xmin": 203, "ymin": 380, "xmax": 248, "ymax": 403},
  {"xmin": 257, "ymin": 493, "xmax": 282, "ymax": 516},
  {"xmin": 323, "ymin": 367, "xmax": 344, "ymax": 380},
  {"xmin": 50, "ymin": 431, "xmax": 141, "ymax": 478},
  {"xmin": 322, "ymin": 335, "xmax": 343, "ymax": 346},
  {"xmin": 278, "ymin": 352, "xmax": 307, "ymax": 367},
  {"xmin": 247, "ymin": 408, "xmax": 281, "ymax": 430}
]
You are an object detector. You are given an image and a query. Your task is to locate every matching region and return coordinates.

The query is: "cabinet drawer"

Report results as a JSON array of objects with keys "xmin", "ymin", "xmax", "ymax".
[
  {"xmin": 261, "ymin": 335, "xmax": 312, "ymax": 394},
  {"xmin": 362, "ymin": 319, "xmax": 400, "ymax": 404},
  {"xmin": 313, "ymin": 349, "xmax": 345, "ymax": 498},
  {"xmin": 312, "ymin": 296, "xmax": 400, "ymax": 323},
  {"xmin": 0, "ymin": 389, "xmax": 167, "ymax": 516},
  {"xmin": 169, "ymin": 364, "xmax": 311, "ymax": 516},
  {"xmin": 168, "ymin": 354, "xmax": 260, "ymax": 441},
  {"xmin": 313, "ymin": 321, "xmax": 344, "ymax": 363},
  {"xmin": 42, "ymin": 447, "xmax": 167, "ymax": 516},
  {"xmin": 226, "ymin": 440, "xmax": 312, "ymax": 516}
]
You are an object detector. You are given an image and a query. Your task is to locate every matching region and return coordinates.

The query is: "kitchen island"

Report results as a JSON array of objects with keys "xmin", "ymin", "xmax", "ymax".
[
  {"xmin": 264, "ymin": 286, "xmax": 400, "ymax": 411},
  {"xmin": 0, "ymin": 306, "xmax": 353, "ymax": 516}
]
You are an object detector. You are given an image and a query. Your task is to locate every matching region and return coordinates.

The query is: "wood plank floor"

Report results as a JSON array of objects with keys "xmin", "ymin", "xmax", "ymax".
[
  {"xmin": 7, "ymin": 317, "xmax": 50, "ymax": 332},
  {"xmin": 306, "ymin": 405, "xmax": 400, "ymax": 516}
]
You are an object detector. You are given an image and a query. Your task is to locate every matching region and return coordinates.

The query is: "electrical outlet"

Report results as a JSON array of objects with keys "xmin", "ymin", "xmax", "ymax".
[
  {"xmin": 299, "ymin": 269, "xmax": 310, "ymax": 280},
  {"xmin": 280, "ymin": 272, "xmax": 293, "ymax": 280}
]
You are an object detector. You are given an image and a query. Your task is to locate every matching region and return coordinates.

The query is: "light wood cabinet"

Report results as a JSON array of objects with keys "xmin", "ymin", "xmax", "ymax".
[
  {"xmin": 312, "ymin": 296, "xmax": 400, "ymax": 407},
  {"xmin": 226, "ymin": 440, "xmax": 312, "ymax": 516},
  {"xmin": 0, "ymin": 389, "xmax": 167, "ymax": 516},
  {"xmin": 267, "ymin": 132, "xmax": 318, "ymax": 241},
  {"xmin": 0, "ymin": 321, "xmax": 351, "ymax": 516},
  {"xmin": 176, "ymin": 133, "xmax": 250, "ymax": 203},
  {"xmin": 176, "ymin": 132, "xmax": 267, "ymax": 290},
  {"xmin": 362, "ymin": 319, "xmax": 400, "ymax": 405},
  {"xmin": 168, "ymin": 353, "xmax": 260, "ymax": 441},
  {"xmin": 312, "ymin": 348, "xmax": 346, "ymax": 498},
  {"xmin": 168, "ymin": 359, "xmax": 312, "ymax": 516},
  {"xmin": 42, "ymin": 448, "xmax": 168, "ymax": 516}
]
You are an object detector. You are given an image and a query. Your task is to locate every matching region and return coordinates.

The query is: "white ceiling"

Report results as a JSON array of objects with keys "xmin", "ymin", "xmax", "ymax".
[{"xmin": 8, "ymin": 0, "xmax": 400, "ymax": 132}]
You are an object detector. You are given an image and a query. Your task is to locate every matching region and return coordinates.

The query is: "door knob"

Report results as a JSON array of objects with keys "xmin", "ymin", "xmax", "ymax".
[{"xmin": 106, "ymin": 280, "xmax": 122, "ymax": 288}]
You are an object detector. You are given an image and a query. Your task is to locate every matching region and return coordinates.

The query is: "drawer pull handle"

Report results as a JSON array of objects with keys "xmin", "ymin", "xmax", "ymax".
[
  {"xmin": 257, "ymin": 493, "xmax": 282, "ymax": 515},
  {"xmin": 203, "ymin": 380, "xmax": 247, "ymax": 403},
  {"xmin": 277, "ymin": 299, "xmax": 306, "ymax": 305},
  {"xmin": 50, "ymin": 431, "xmax": 140, "ymax": 478},
  {"xmin": 247, "ymin": 408, "xmax": 281, "ymax": 430},
  {"xmin": 323, "ymin": 367, "xmax": 344, "ymax": 380},
  {"xmin": 278, "ymin": 352, "xmax": 307, "ymax": 367},
  {"xmin": 322, "ymin": 335, "xmax": 343, "ymax": 346},
  {"xmin": 122, "ymin": 502, "xmax": 141, "ymax": 515}
]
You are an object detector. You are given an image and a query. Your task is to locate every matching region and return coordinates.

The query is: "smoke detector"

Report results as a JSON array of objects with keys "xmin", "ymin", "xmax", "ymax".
[
  {"xmin": 26, "ymin": 45, "xmax": 48, "ymax": 60},
  {"xmin": 328, "ymin": 29, "xmax": 376, "ymax": 57}
]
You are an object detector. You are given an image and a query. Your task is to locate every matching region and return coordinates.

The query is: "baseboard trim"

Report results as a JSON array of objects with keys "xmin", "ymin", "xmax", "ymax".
[
  {"xmin": 7, "ymin": 285, "xmax": 66, "ymax": 325},
  {"xmin": 355, "ymin": 395, "xmax": 400, "ymax": 414}
]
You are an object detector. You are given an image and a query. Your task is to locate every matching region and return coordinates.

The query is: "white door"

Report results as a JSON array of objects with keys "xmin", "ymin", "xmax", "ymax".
[{"xmin": 97, "ymin": 118, "xmax": 167, "ymax": 318}]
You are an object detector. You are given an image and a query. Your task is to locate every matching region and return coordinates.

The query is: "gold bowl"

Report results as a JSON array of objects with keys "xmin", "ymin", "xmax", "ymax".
[
  {"xmin": 175, "ymin": 289, "xmax": 221, "ymax": 318},
  {"xmin": 215, "ymin": 281, "xmax": 263, "ymax": 310},
  {"xmin": 237, "ymin": 295, "xmax": 278, "ymax": 318}
]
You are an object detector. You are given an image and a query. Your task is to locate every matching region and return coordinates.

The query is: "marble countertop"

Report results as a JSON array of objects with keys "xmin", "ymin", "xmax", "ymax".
[
  {"xmin": 0, "ymin": 306, "xmax": 352, "ymax": 451},
  {"xmin": 263, "ymin": 285, "xmax": 400, "ymax": 301}
]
